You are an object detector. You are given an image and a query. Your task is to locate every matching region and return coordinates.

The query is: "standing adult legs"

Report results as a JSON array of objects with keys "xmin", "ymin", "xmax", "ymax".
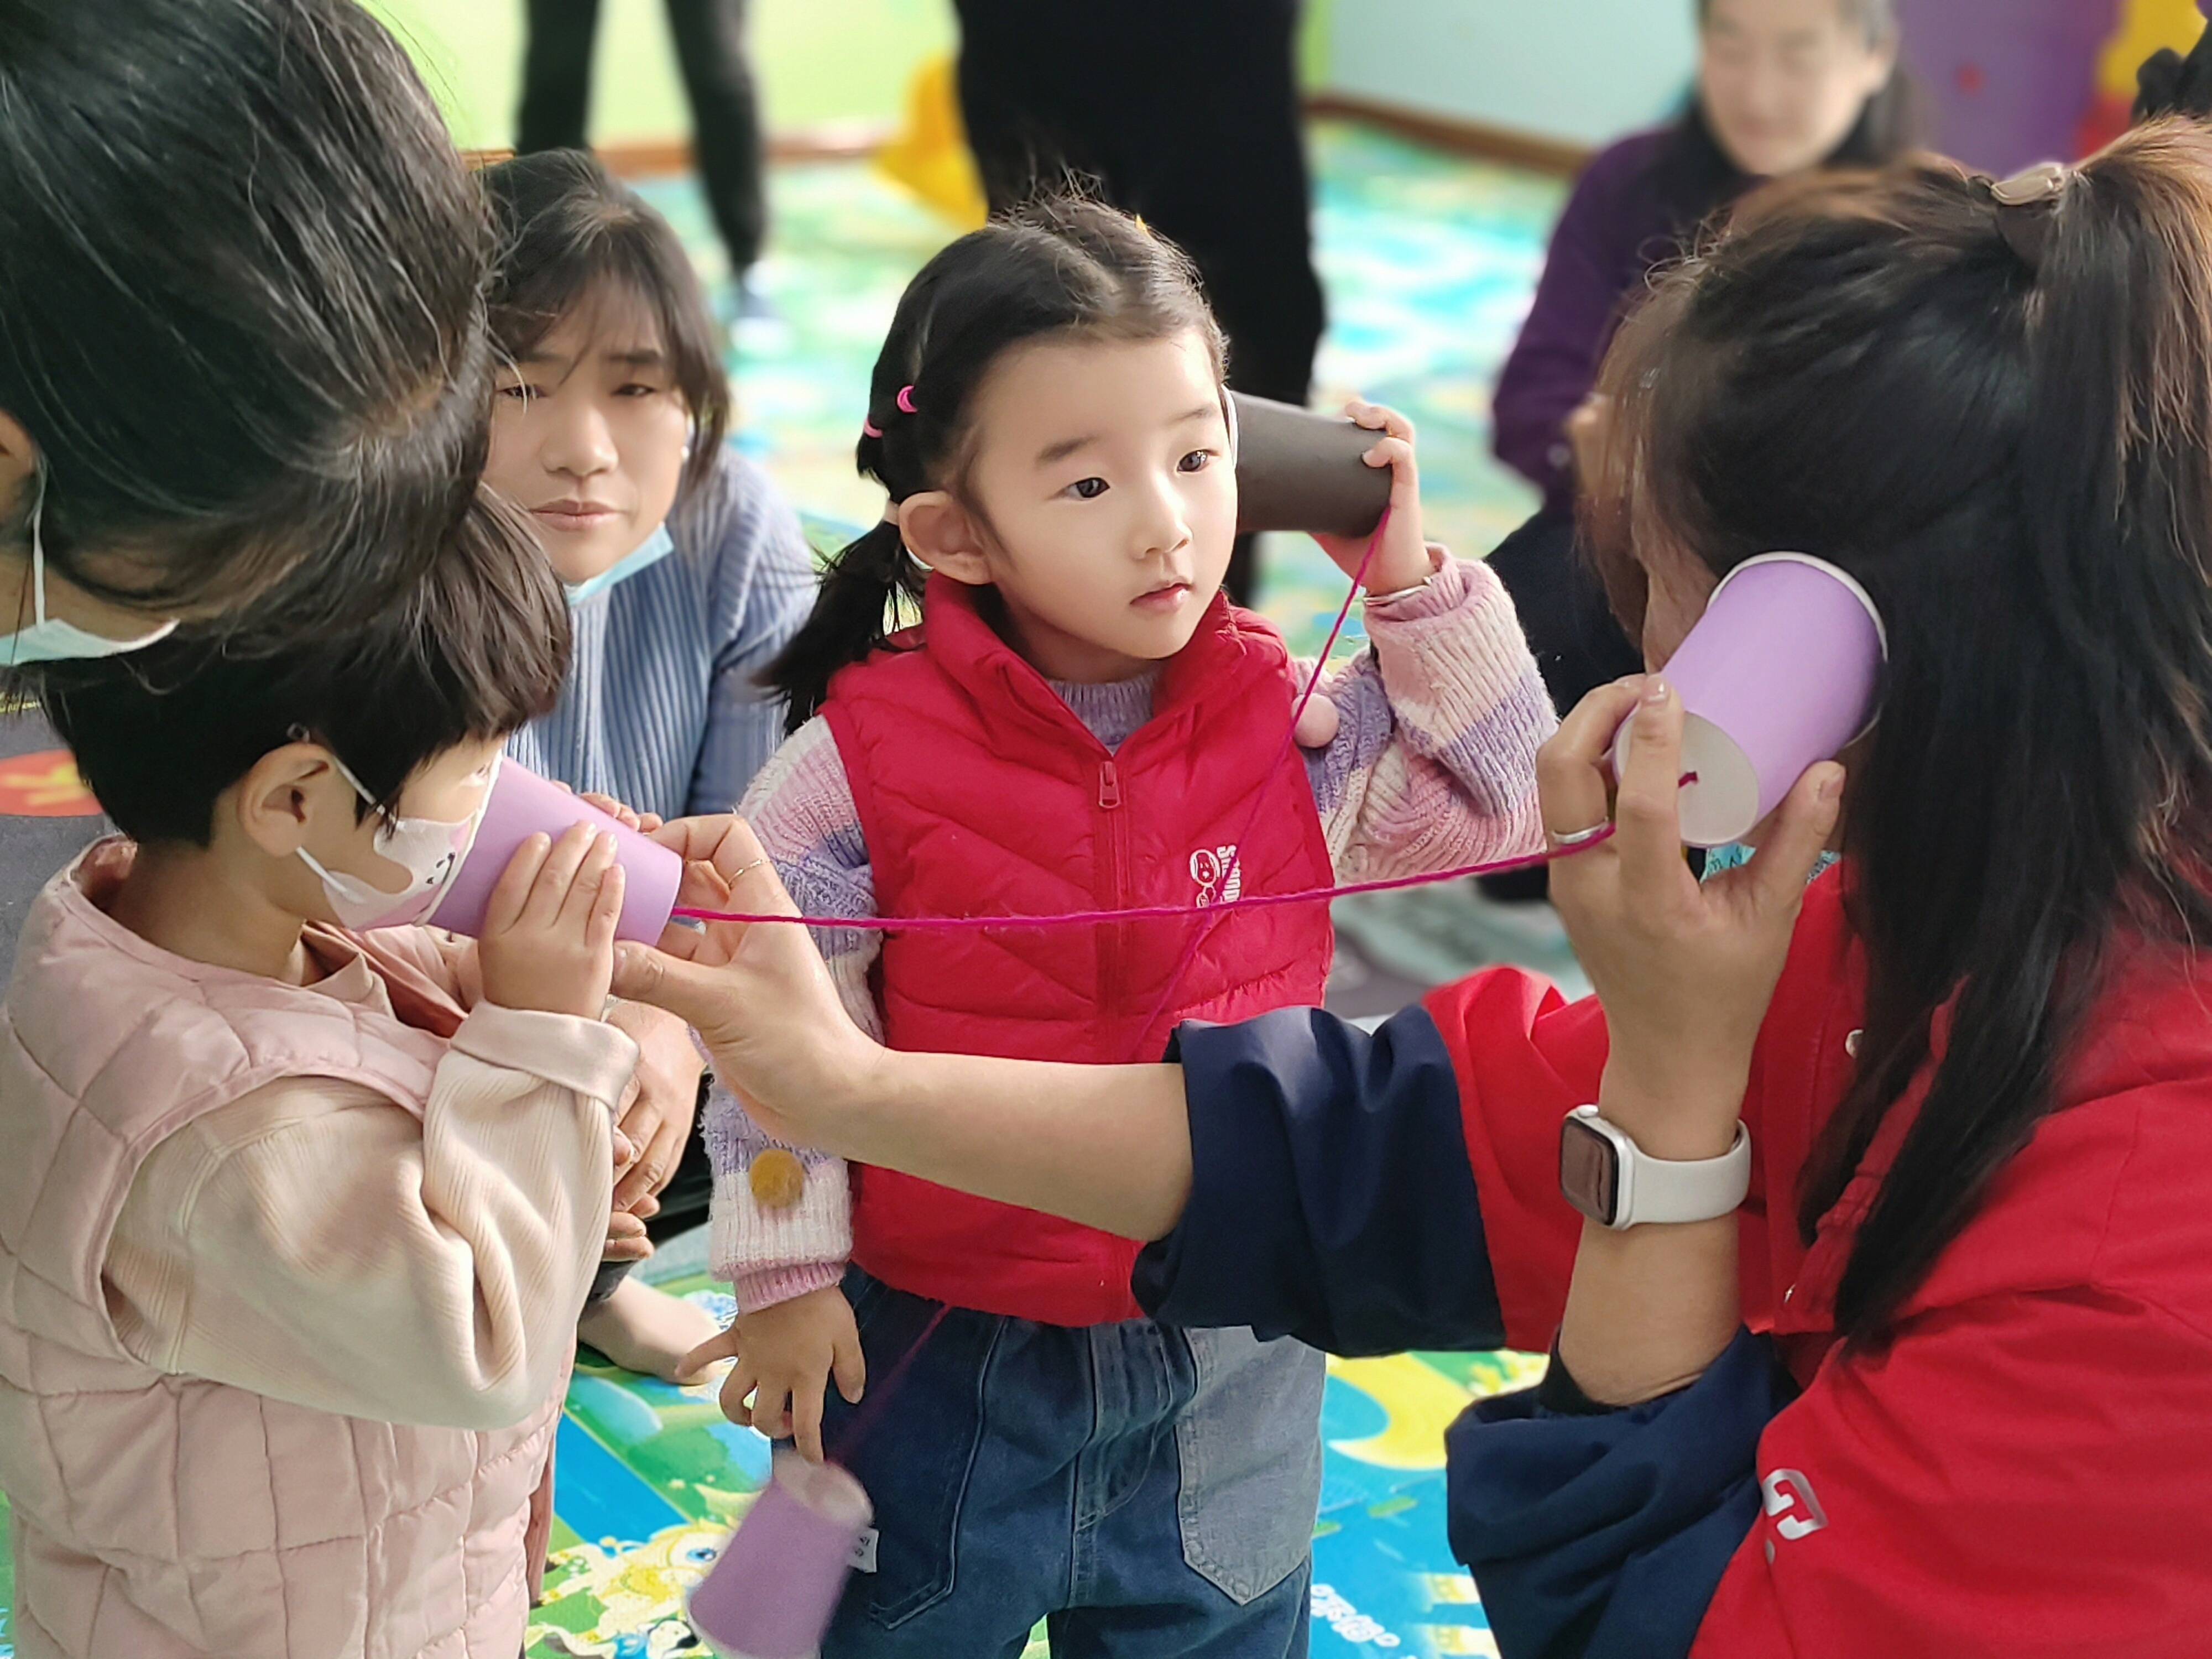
[
  {"xmin": 951, "ymin": 0, "xmax": 1324, "ymax": 606},
  {"xmin": 664, "ymin": 0, "xmax": 768, "ymax": 279},
  {"xmin": 517, "ymin": 0, "xmax": 604, "ymax": 156}
]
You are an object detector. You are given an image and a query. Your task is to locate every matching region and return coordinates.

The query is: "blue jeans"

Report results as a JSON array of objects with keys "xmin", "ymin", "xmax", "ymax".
[{"xmin": 820, "ymin": 1269, "xmax": 1324, "ymax": 1658}]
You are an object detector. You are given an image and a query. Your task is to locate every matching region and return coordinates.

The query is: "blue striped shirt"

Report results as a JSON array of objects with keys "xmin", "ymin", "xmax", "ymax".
[{"xmin": 508, "ymin": 447, "xmax": 818, "ymax": 819}]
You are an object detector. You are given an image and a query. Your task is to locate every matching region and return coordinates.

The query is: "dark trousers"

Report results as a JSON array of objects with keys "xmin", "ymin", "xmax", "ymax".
[
  {"xmin": 952, "ymin": 0, "xmax": 1326, "ymax": 607},
  {"xmin": 1481, "ymin": 505, "xmax": 1643, "ymax": 902},
  {"xmin": 518, "ymin": 0, "xmax": 766, "ymax": 275}
]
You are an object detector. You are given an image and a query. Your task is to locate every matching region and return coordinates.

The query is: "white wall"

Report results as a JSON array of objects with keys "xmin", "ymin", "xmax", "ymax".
[{"xmin": 1320, "ymin": 0, "xmax": 1699, "ymax": 148}]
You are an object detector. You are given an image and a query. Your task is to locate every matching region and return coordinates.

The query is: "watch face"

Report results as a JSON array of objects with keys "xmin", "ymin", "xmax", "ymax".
[{"xmin": 1559, "ymin": 1115, "xmax": 1620, "ymax": 1225}]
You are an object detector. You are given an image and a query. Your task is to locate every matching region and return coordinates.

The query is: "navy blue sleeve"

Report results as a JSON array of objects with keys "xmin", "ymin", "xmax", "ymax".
[
  {"xmin": 1447, "ymin": 1327, "xmax": 1796, "ymax": 1659},
  {"xmin": 1130, "ymin": 1004, "xmax": 1507, "ymax": 1357}
]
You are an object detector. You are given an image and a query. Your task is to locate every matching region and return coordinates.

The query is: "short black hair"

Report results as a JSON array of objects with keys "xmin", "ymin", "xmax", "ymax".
[
  {"xmin": 40, "ymin": 497, "xmax": 570, "ymax": 846},
  {"xmin": 481, "ymin": 149, "xmax": 731, "ymax": 497}
]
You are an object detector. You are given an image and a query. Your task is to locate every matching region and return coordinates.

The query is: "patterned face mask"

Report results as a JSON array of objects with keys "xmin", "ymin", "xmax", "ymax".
[{"xmin": 295, "ymin": 750, "xmax": 499, "ymax": 930}]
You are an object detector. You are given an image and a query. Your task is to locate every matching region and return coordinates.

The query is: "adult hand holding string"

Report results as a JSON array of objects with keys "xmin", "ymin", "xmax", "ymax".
[{"xmin": 611, "ymin": 814, "xmax": 883, "ymax": 1151}]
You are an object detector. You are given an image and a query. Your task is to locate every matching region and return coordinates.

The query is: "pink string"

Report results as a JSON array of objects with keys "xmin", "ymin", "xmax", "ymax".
[
  {"xmin": 671, "ymin": 834, "xmax": 1608, "ymax": 935},
  {"xmin": 672, "ymin": 505, "xmax": 1623, "ymax": 936}
]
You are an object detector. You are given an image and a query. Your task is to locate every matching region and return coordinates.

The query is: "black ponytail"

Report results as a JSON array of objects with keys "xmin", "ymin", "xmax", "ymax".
[
  {"xmin": 769, "ymin": 520, "xmax": 925, "ymax": 732},
  {"xmin": 761, "ymin": 194, "xmax": 1224, "ymax": 728}
]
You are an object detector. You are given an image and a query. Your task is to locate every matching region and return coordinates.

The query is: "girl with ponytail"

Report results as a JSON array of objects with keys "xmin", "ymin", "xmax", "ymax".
[{"xmin": 694, "ymin": 195, "xmax": 1555, "ymax": 1653}]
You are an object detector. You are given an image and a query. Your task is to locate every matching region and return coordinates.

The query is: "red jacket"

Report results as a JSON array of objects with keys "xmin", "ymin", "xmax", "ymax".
[
  {"xmin": 823, "ymin": 577, "xmax": 1334, "ymax": 1324},
  {"xmin": 1433, "ymin": 868, "xmax": 2212, "ymax": 1656}
]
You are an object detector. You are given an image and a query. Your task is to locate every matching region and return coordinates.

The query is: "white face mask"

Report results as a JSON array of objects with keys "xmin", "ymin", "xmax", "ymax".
[
  {"xmin": 296, "ymin": 750, "xmax": 499, "ymax": 931},
  {"xmin": 3, "ymin": 466, "xmax": 179, "ymax": 666},
  {"xmin": 564, "ymin": 525, "xmax": 677, "ymax": 607}
]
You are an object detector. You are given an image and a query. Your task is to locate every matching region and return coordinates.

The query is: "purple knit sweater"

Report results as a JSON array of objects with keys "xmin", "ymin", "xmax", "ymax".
[{"xmin": 1493, "ymin": 123, "xmax": 1750, "ymax": 513}]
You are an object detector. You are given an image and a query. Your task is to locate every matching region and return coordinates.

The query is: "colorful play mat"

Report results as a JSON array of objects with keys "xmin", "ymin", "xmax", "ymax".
[
  {"xmin": 523, "ymin": 1267, "xmax": 1542, "ymax": 1658},
  {"xmin": 0, "ymin": 123, "xmax": 1563, "ymax": 1657}
]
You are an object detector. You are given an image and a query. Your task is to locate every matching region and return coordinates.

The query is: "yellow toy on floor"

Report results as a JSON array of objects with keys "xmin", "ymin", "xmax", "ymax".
[{"xmin": 875, "ymin": 55, "xmax": 987, "ymax": 229}]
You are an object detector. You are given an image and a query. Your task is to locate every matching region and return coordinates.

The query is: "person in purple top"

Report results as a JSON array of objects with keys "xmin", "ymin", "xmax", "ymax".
[{"xmin": 1486, "ymin": 0, "xmax": 1910, "ymax": 785}]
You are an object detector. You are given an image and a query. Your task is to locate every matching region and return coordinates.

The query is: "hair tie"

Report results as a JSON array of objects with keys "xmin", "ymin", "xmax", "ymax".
[
  {"xmin": 1987, "ymin": 161, "xmax": 2072, "ymax": 273},
  {"xmin": 896, "ymin": 384, "xmax": 919, "ymax": 415},
  {"xmin": 861, "ymin": 419, "xmax": 884, "ymax": 439}
]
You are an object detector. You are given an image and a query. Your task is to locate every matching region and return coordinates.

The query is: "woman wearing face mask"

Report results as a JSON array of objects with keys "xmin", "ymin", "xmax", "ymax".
[
  {"xmin": 0, "ymin": 0, "xmax": 527, "ymax": 669},
  {"xmin": 1484, "ymin": 0, "xmax": 1908, "ymax": 847}
]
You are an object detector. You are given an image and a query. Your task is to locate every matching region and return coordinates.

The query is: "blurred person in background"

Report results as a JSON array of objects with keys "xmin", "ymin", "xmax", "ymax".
[
  {"xmin": 1481, "ymin": 0, "xmax": 1908, "ymax": 901},
  {"xmin": 950, "ymin": 0, "xmax": 1325, "ymax": 609},
  {"xmin": 517, "ymin": 0, "xmax": 768, "ymax": 311}
]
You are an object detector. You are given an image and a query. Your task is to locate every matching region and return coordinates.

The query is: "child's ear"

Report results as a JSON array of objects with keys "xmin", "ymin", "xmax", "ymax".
[
  {"xmin": 231, "ymin": 743, "xmax": 346, "ymax": 859},
  {"xmin": 896, "ymin": 491, "xmax": 992, "ymax": 586}
]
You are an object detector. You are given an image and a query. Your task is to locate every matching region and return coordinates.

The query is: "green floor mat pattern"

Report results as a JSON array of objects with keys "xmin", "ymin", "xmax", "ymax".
[{"xmin": 526, "ymin": 1274, "xmax": 1543, "ymax": 1658}]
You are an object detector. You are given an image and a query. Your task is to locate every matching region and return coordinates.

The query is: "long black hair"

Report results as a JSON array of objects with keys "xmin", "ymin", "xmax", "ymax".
[
  {"xmin": 481, "ymin": 149, "xmax": 732, "ymax": 498},
  {"xmin": 762, "ymin": 195, "xmax": 1224, "ymax": 728},
  {"xmin": 1585, "ymin": 123, "xmax": 2212, "ymax": 1340},
  {"xmin": 0, "ymin": 0, "xmax": 516, "ymax": 635}
]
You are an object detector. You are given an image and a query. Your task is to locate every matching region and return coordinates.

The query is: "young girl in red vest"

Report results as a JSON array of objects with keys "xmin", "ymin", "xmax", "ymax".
[{"xmin": 681, "ymin": 197, "xmax": 1552, "ymax": 1656}]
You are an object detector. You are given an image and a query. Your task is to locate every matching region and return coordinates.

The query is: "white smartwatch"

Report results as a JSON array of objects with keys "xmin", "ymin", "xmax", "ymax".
[{"xmin": 1558, "ymin": 1106, "xmax": 1751, "ymax": 1230}]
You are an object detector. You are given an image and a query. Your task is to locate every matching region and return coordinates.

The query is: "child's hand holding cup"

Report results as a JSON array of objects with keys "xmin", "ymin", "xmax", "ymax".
[{"xmin": 477, "ymin": 824, "xmax": 626, "ymax": 1018}]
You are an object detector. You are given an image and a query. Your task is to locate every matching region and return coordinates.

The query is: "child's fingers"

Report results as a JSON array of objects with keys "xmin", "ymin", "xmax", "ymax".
[
  {"xmin": 1361, "ymin": 436, "xmax": 1417, "ymax": 480},
  {"xmin": 755, "ymin": 1384, "xmax": 794, "ymax": 1444},
  {"xmin": 584, "ymin": 859, "xmax": 626, "ymax": 955},
  {"xmin": 832, "ymin": 1326, "xmax": 868, "ymax": 1405},
  {"xmin": 579, "ymin": 792, "xmax": 636, "ymax": 828},
  {"xmin": 603, "ymin": 1211, "xmax": 653, "ymax": 1262},
  {"xmin": 1343, "ymin": 399, "xmax": 1415, "ymax": 441},
  {"xmin": 525, "ymin": 823, "xmax": 598, "ymax": 926},
  {"xmin": 791, "ymin": 1378, "xmax": 828, "ymax": 1464},
  {"xmin": 681, "ymin": 1326, "xmax": 745, "ymax": 1375},
  {"xmin": 719, "ymin": 1359, "xmax": 759, "ymax": 1428},
  {"xmin": 483, "ymin": 833, "xmax": 552, "ymax": 937},
  {"xmin": 555, "ymin": 832, "xmax": 618, "ymax": 931}
]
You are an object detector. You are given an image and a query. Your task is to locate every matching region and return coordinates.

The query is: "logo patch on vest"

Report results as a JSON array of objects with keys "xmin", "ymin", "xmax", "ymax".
[{"xmin": 1191, "ymin": 846, "xmax": 1243, "ymax": 906}]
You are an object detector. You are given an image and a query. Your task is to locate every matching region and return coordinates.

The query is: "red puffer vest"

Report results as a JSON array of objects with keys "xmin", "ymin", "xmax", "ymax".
[{"xmin": 823, "ymin": 577, "xmax": 1334, "ymax": 1324}]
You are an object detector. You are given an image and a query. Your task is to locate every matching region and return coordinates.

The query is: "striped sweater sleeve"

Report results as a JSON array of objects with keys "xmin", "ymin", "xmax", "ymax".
[
  {"xmin": 705, "ymin": 718, "xmax": 876, "ymax": 1311},
  {"xmin": 687, "ymin": 451, "xmax": 820, "ymax": 816},
  {"xmin": 1300, "ymin": 548, "xmax": 1554, "ymax": 880}
]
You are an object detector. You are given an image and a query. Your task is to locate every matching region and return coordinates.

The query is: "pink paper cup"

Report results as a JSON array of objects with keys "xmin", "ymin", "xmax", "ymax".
[
  {"xmin": 1612, "ymin": 553, "xmax": 1886, "ymax": 849},
  {"xmin": 426, "ymin": 761, "xmax": 682, "ymax": 943},
  {"xmin": 688, "ymin": 1455, "xmax": 874, "ymax": 1659}
]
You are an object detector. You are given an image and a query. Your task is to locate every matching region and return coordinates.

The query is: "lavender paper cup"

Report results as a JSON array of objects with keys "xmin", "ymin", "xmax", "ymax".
[
  {"xmin": 689, "ymin": 1455, "xmax": 874, "ymax": 1658},
  {"xmin": 1613, "ymin": 553, "xmax": 1885, "ymax": 849},
  {"xmin": 426, "ymin": 761, "xmax": 681, "ymax": 943}
]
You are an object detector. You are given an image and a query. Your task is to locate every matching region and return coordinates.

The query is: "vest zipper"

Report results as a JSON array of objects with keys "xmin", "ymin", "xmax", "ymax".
[{"xmin": 1097, "ymin": 759, "xmax": 1130, "ymax": 1039}]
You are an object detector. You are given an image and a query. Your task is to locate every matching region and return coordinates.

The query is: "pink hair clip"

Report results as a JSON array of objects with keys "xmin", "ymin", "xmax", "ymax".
[{"xmin": 896, "ymin": 384, "xmax": 919, "ymax": 415}]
